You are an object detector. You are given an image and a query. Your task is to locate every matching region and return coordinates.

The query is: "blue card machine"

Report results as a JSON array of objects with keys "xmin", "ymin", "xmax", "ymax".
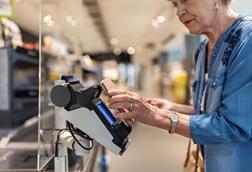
[{"xmin": 96, "ymin": 101, "xmax": 117, "ymax": 125}]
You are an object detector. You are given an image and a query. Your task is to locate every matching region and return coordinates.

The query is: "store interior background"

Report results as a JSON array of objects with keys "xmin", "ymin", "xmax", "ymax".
[{"xmin": 0, "ymin": 0, "xmax": 251, "ymax": 171}]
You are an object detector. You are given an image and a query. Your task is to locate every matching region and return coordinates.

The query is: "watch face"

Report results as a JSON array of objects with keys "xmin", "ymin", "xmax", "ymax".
[{"xmin": 172, "ymin": 113, "xmax": 178, "ymax": 122}]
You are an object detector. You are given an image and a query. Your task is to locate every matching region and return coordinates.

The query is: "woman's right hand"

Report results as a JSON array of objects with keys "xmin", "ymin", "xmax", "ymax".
[
  {"xmin": 146, "ymin": 97, "xmax": 175, "ymax": 111},
  {"xmin": 108, "ymin": 89, "xmax": 160, "ymax": 126}
]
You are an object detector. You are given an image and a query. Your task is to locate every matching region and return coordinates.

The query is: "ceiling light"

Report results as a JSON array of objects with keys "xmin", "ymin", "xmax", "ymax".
[
  {"xmin": 66, "ymin": 15, "xmax": 73, "ymax": 23},
  {"xmin": 113, "ymin": 48, "xmax": 122, "ymax": 56},
  {"xmin": 157, "ymin": 15, "xmax": 166, "ymax": 23},
  {"xmin": 110, "ymin": 38, "xmax": 119, "ymax": 45},
  {"xmin": 47, "ymin": 20, "xmax": 55, "ymax": 27},
  {"xmin": 71, "ymin": 20, "xmax": 77, "ymax": 27},
  {"xmin": 127, "ymin": 47, "xmax": 136, "ymax": 55},
  {"xmin": 151, "ymin": 20, "xmax": 159, "ymax": 28},
  {"xmin": 43, "ymin": 15, "xmax": 52, "ymax": 23}
]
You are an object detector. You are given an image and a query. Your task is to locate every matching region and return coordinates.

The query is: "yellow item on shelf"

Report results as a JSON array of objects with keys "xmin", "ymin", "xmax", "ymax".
[{"xmin": 170, "ymin": 69, "xmax": 188, "ymax": 104}]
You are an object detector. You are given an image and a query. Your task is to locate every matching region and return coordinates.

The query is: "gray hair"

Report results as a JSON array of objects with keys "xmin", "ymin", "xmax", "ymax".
[{"xmin": 223, "ymin": 0, "xmax": 234, "ymax": 6}]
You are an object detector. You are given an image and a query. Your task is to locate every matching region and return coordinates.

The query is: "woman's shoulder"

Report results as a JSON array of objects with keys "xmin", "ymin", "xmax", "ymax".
[
  {"xmin": 235, "ymin": 15, "xmax": 252, "ymax": 34},
  {"xmin": 224, "ymin": 15, "xmax": 252, "ymax": 46},
  {"xmin": 240, "ymin": 15, "xmax": 252, "ymax": 23},
  {"xmin": 224, "ymin": 16, "xmax": 252, "ymax": 67},
  {"xmin": 220, "ymin": 15, "xmax": 252, "ymax": 67}
]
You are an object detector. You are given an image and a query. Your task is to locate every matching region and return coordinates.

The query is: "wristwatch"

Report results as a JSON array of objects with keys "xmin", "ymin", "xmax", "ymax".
[{"xmin": 169, "ymin": 111, "xmax": 179, "ymax": 134}]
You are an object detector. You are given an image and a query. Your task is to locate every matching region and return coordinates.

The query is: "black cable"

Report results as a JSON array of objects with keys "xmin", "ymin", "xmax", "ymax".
[
  {"xmin": 68, "ymin": 123, "xmax": 93, "ymax": 142},
  {"xmin": 75, "ymin": 128, "xmax": 94, "ymax": 141},
  {"xmin": 68, "ymin": 122, "xmax": 93, "ymax": 150},
  {"xmin": 72, "ymin": 140, "xmax": 76, "ymax": 151},
  {"xmin": 55, "ymin": 122, "xmax": 94, "ymax": 156},
  {"xmin": 55, "ymin": 129, "xmax": 68, "ymax": 157},
  {"xmin": 69, "ymin": 122, "xmax": 93, "ymax": 150},
  {"xmin": 67, "ymin": 121, "xmax": 93, "ymax": 151}
]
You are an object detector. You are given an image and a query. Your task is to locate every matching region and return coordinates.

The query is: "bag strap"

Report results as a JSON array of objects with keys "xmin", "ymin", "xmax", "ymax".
[
  {"xmin": 183, "ymin": 139, "xmax": 201, "ymax": 172},
  {"xmin": 183, "ymin": 139, "xmax": 192, "ymax": 167},
  {"xmin": 194, "ymin": 144, "xmax": 200, "ymax": 172}
]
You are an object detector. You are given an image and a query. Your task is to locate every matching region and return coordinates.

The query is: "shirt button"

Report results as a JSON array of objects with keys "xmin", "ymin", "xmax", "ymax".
[{"xmin": 213, "ymin": 82, "xmax": 217, "ymax": 88}]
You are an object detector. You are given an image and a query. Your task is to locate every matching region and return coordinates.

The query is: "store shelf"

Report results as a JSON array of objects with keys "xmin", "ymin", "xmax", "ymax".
[
  {"xmin": 14, "ymin": 89, "xmax": 38, "ymax": 98},
  {"xmin": 14, "ymin": 97, "xmax": 38, "ymax": 104},
  {"xmin": 13, "ymin": 51, "xmax": 39, "ymax": 65}
]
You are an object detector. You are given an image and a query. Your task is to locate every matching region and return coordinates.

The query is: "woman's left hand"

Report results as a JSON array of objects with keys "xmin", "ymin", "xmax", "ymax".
[{"xmin": 108, "ymin": 89, "xmax": 160, "ymax": 126}]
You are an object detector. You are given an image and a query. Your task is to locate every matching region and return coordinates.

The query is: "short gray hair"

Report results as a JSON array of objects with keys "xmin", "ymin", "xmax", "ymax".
[{"xmin": 223, "ymin": 0, "xmax": 234, "ymax": 6}]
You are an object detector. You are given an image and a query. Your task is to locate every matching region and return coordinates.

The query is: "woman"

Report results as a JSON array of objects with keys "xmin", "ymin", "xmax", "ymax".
[{"xmin": 108, "ymin": 0, "xmax": 252, "ymax": 171}]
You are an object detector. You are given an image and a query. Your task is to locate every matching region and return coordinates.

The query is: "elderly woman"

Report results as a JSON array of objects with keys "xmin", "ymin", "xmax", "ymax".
[{"xmin": 108, "ymin": 0, "xmax": 252, "ymax": 171}]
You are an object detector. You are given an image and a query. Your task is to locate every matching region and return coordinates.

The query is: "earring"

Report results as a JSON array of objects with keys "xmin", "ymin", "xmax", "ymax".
[{"xmin": 215, "ymin": 3, "xmax": 220, "ymax": 10}]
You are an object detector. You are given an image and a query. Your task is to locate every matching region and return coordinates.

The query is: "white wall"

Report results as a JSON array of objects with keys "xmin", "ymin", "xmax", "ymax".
[{"xmin": 231, "ymin": 1, "xmax": 252, "ymax": 15}]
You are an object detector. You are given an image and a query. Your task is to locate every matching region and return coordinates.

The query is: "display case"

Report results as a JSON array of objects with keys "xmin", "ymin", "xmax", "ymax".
[
  {"xmin": 0, "ymin": 46, "xmax": 39, "ymax": 171},
  {"xmin": 0, "ymin": 47, "xmax": 39, "ymax": 128}
]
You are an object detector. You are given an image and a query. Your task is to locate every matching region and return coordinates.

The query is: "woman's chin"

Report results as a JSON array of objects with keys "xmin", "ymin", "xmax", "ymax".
[{"xmin": 187, "ymin": 27, "xmax": 202, "ymax": 35}]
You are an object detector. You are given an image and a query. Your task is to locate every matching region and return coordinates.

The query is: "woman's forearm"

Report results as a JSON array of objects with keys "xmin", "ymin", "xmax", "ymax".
[
  {"xmin": 172, "ymin": 103, "xmax": 194, "ymax": 115},
  {"xmin": 154, "ymin": 109, "xmax": 191, "ymax": 138}
]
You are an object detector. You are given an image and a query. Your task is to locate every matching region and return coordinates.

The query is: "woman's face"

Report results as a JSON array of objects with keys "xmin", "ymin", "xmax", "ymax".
[{"xmin": 169, "ymin": 0, "xmax": 218, "ymax": 35}]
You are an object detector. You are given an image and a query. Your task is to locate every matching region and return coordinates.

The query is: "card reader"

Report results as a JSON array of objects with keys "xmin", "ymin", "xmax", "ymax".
[{"xmin": 50, "ymin": 80, "xmax": 132, "ymax": 155}]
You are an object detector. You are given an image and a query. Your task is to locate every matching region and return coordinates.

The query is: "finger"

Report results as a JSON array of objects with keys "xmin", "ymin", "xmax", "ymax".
[
  {"xmin": 149, "ymin": 101, "xmax": 158, "ymax": 106},
  {"xmin": 145, "ymin": 97, "xmax": 151, "ymax": 103},
  {"xmin": 108, "ymin": 102, "xmax": 132, "ymax": 109},
  {"xmin": 114, "ymin": 112, "xmax": 134, "ymax": 120},
  {"xmin": 109, "ymin": 94, "xmax": 139, "ymax": 104},
  {"xmin": 108, "ymin": 89, "xmax": 129, "ymax": 96},
  {"xmin": 126, "ymin": 119, "xmax": 136, "ymax": 125},
  {"xmin": 118, "ymin": 108, "xmax": 129, "ymax": 113},
  {"xmin": 108, "ymin": 89, "xmax": 138, "ymax": 97}
]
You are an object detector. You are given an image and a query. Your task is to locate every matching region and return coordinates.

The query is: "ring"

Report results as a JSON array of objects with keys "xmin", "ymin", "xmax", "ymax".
[{"xmin": 129, "ymin": 102, "xmax": 133, "ymax": 111}]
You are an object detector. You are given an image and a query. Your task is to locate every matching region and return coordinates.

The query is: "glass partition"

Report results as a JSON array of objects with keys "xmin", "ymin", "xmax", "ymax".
[
  {"xmin": 37, "ymin": 0, "xmax": 110, "ymax": 170},
  {"xmin": 38, "ymin": 0, "xmax": 88, "ymax": 170}
]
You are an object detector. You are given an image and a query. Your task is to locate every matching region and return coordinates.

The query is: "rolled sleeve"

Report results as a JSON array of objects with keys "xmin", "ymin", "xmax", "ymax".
[
  {"xmin": 190, "ymin": 114, "xmax": 203, "ymax": 144},
  {"xmin": 189, "ymin": 112, "xmax": 233, "ymax": 144},
  {"xmin": 189, "ymin": 111, "xmax": 250, "ymax": 144}
]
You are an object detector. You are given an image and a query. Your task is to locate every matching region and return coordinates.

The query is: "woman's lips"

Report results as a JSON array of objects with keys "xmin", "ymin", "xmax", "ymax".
[{"xmin": 184, "ymin": 19, "xmax": 194, "ymax": 26}]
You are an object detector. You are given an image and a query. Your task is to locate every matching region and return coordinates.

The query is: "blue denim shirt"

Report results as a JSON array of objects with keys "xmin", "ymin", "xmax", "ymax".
[{"xmin": 190, "ymin": 16, "xmax": 252, "ymax": 172}]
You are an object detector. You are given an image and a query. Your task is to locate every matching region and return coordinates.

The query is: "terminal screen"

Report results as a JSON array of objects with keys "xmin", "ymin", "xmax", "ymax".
[{"xmin": 96, "ymin": 102, "xmax": 117, "ymax": 125}]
